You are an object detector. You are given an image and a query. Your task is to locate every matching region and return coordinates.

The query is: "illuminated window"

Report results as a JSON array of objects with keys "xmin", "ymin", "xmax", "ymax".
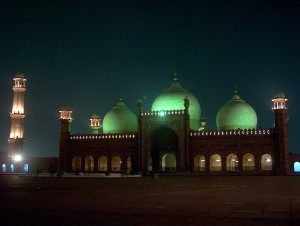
[
  {"xmin": 2, "ymin": 164, "xmax": 6, "ymax": 172},
  {"xmin": 294, "ymin": 162, "xmax": 300, "ymax": 173},
  {"xmin": 24, "ymin": 164, "xmax": 29, "ymax": 173}
]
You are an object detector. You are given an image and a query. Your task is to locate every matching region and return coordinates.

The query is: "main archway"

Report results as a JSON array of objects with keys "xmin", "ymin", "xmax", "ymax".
[{"xmin": 151, "ymin": 126, "xmax": 178, "ymax": 171}]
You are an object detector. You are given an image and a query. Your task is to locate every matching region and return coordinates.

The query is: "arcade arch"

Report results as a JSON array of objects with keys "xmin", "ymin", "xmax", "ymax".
[
  {"xmin": 85, "ymin": 155, "xmax": 94, "ymax": 172},
  {"xmin": 261, "ymin": 154, "xmax": 272, "ymax": 170},
  {"xmin": 210, "ymin": 154, "xmax": 222, "ymax": 171},
  {"xmin": 226, "ymin": 154, "xmax": 238, "ymax": 171},
  {"xmin": 72, "ymin": 156, "xmax": 81, "ymax": 172},
  {"xmin": 194, "ymin": 155, "xmax": 205, "ymax": 171},
  {"xmin": 98, "ymin": 156, "xmax": 108, "ymax": 171},
  {"xmin": 243, "ymin": 153, "xmax": 255, "ymax": 171},
  {"xmin": 111, "ymin": 155, "xmax": 121, "ymax": 171}
]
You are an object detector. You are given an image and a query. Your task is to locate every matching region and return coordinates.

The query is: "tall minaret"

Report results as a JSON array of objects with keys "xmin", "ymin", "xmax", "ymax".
[
  {"xmin": 272, "ymin": 92, "xmax": 289, "ymax": 175},
  {"xmin": 8, "ymin": 74, "xmax": 27, "ymax": 158}
]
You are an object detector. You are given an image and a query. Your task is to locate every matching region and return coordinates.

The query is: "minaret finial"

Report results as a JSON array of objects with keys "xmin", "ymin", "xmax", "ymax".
[{"xmin": 119, "ymin": 94, "xmax": 123, "ymax": 102}]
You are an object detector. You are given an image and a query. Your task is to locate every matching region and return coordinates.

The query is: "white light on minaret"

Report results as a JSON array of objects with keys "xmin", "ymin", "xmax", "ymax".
[
  {"xmin": 8, "ymin": 74, "xmax": 26, "ymax": 158},
  {"xmin": 272, "ymin": 92, "xmax": 288, "ymax": 110}
]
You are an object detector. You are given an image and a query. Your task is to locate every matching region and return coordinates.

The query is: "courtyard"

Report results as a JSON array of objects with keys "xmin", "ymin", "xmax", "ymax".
[{"xmin": 0, "ymin": 174, "xmax": 300, "ymax": 225}]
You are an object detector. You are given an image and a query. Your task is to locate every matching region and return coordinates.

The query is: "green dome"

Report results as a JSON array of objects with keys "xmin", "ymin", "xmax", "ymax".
[
  {"xmin": 103, "ymin": 98, "xmax": 137, "ymax": 134},
  {"xmin": 151, "ymin": 73, "xmax": 201, "ymax": 130},
  {"xmin": 216, "ymin": 89, "xmax": 257, "ymax": 130}
]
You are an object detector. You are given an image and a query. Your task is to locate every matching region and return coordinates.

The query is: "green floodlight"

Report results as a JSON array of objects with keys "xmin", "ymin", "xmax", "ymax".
[{"xmin": 159, "ymin": 110, "xmax": 165, "ymax": 116}]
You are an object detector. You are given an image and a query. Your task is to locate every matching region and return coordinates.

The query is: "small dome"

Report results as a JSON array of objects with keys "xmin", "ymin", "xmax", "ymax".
[
  {"xmin": 102, "ymin": 98, "xmax": 137, "ymax": 134},
  {"xmin": 60, "ymin": 105, "xmax": 72, "ymax": 111},
  {"xmin": 216, "ymin": 89, "xmax": 257, "ymax": 130},
  {"xmin": 15, "ymin": 73, "xmax": 25, "ymax": 79},
  {"xmin": 274, "ymin": 92, "xmax": 286, "ymax": 99},
  {"xmin": 151, "ymin": 73, "xmax": 201, "ymax": 130},
  {"xmin": 91, "ymin": 114, "xmax": 100, "ymax": 119}
]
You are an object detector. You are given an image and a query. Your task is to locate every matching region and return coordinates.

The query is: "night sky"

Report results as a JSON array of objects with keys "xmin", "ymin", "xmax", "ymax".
[{"xmin": 0, "ymin": 0, "xmax": 299, "ymax": 157}]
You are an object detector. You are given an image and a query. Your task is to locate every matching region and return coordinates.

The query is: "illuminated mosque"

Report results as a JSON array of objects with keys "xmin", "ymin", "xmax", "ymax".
[
  {"xmin": 59, "ymin": 72, "xmax": 293, "ymax": 175},
  {"xmin": 1, "ymin": 73, "xmax": 300, "ymax": 175}
]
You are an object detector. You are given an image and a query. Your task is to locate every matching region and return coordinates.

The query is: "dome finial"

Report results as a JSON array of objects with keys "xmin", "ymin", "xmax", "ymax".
[
  {"xmin": 119, "ymin": 94, "xmax": 123, "ymax": 102},
  {"xmin": 173, "ymin": 70, "xmax": 178, "ymax": 82},
  {"xmin": 234, "ymin": 83, "xmax": 238, "ymax": 94}
]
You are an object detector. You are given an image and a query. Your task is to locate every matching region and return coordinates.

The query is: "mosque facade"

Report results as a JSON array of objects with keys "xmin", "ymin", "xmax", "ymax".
[{"xmin": 59, "ymin": 73, "xmax": 291, "ymax": 175}]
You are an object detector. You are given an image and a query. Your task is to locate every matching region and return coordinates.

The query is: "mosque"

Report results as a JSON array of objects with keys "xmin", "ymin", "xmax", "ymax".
[
  {"xmin": 1, "ymin": 73, "xmax": 300, "ymax": 175},
  {"xmin": 59, "ymin": 73, "xmax": 292, "ymax": 175}
]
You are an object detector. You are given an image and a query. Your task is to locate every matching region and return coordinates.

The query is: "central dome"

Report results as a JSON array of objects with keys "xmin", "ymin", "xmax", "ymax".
[
  {"xmin": 216, "ymin": 88, "xmax": 257, "ymax": 130},
  {"xmin": 103, "ymin": 98, "xmax": 138, "ymax": 134},
  {"xmin": 151, "ymin": 73, "xmax": 201, "ymax": 130}
]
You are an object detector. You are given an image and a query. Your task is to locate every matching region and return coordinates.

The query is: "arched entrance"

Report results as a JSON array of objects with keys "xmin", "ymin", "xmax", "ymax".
[
  {"xmin": 151, "ymin": 126, "xmax": 178, "ymax": 171},
  {"xmin": 162, "ymin": 154, "xmax": 176, "ymax": 171}
]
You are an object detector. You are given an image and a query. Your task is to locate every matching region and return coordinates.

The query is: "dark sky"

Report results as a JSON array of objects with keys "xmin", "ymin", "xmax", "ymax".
[{"xmin": 0, "ymin": 0, "xmax": 299, "ymax": 157}]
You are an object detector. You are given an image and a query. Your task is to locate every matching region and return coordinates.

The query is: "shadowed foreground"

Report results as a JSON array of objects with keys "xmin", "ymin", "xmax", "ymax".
[{"xmin": 1, "ymin": 175, "xmax": 300, "ymax": 225}]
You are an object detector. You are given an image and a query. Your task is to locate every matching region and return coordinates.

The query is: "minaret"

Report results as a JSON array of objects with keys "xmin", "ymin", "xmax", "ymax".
[
  {"xmin": 8, "ymin": 74, "xmax": 26, "ymax": 158},
  {"xmin": 90, "ymin": 114, "xmax": 101, "ymax": 134},
  {"xmin": 272, "ymin": 92, "xmax": 289, "ymax": 175},
  {"xmin": 59, "ymin": 105, "xmax": 73, "ymax": 172}
]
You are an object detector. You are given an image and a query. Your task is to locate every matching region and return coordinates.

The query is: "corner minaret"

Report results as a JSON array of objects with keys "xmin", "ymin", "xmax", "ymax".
[
  {"xmin": 59, "ymin": 105, "xmax": 73, "ymax": 172},
  {"xmin": 90, "ymin": 114, "xmax": 101, "ymax": 134},
  {"xmin": 272, "ymin": 92, "xmax": 289, "ymax": 175},
  {"xmin": 8, "ymin": 74, "xmax": 26, "ymax": 158}
]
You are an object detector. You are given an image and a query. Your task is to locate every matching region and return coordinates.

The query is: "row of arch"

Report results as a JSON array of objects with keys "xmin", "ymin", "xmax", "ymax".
[
  {"xmin": 1, "ymin": 163, "xmax": 29, "ymax": 173},
  {"xmin": 72, "ymin": 153, "xmax": 273, "ymax": 172},
  {"xmin": 194, "ymin": 153, "xmax": 273, "ymax": 171},
  {"xmin": 72, "ymin": 155, "xmax": 132, "ymax": 172}
]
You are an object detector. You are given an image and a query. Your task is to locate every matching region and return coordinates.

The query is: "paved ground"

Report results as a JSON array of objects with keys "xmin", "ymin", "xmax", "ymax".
[{"xmin": 0, "ymin": 175, "xmax": 300, "ymax": 225}]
